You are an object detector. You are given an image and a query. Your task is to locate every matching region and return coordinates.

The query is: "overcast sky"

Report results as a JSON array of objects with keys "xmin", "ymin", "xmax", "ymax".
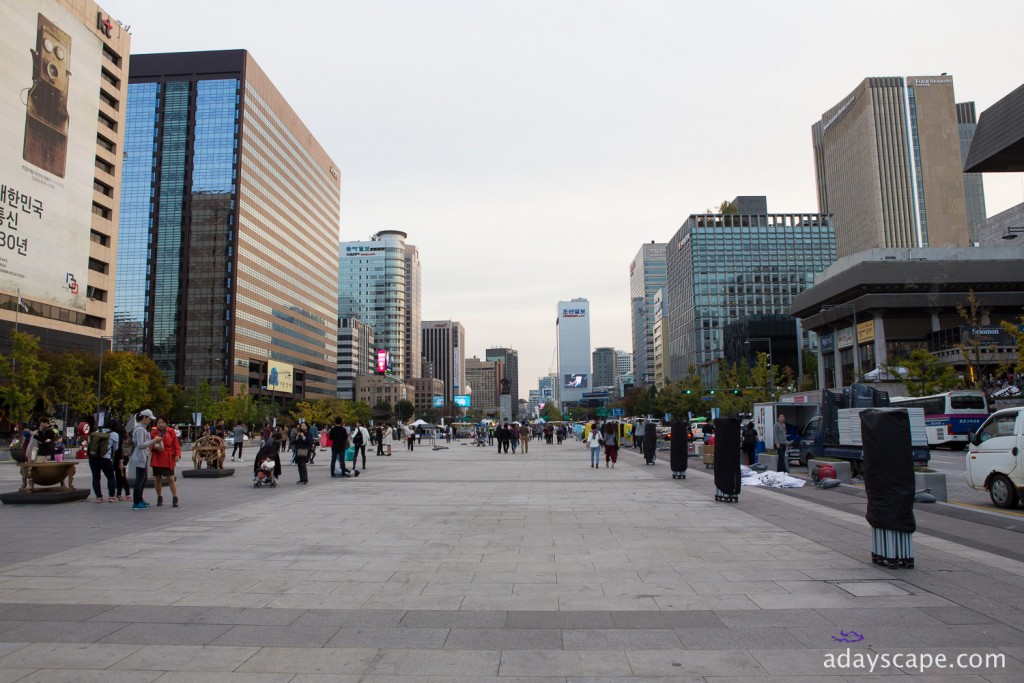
[{"xmin": 103, "ymin": 0, "xmax": 1024, "ymax": 391}]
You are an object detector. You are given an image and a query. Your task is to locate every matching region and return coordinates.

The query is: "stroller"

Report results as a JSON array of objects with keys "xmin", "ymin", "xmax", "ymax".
[
  {"xmin": 475, "ymin": 428, "xmax": 487, "ymax": 447},
  {"xmin": 253, "ymin": 440, "xmax": 280, "ymax": 488}
]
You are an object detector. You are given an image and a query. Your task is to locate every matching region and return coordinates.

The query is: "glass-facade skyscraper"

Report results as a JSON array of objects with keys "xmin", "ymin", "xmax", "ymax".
[
  {"xmin": 629, "ymin": 243, "xmax": 667, "ymax": 386},
  {"xmin": 486, "ymin": 347, "xmax": 519, "ymax": 419},
  {"xmin": 665, "ymin": 208, "xmax": 836, "ymax": 385},
  {"xmin": 422, "ymin": 320, "xmax": 466, "ymax": 405},
  {"xmin": 115, "ymin": 50, "xmax": 340, "ymax": 399},
  {"xmin": 956, "ymin": 102, "xmax": 987, "ymax": 245},
  {"xmin": 556, "ymin": 298, "xmax": 591, "ymax": 407}
]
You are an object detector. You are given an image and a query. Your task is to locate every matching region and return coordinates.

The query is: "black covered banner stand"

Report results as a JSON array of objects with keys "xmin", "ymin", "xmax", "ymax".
[
  {"xmin": 861, "ymin": 408, "xmax": 916, "ymax": 569},
  {"xmin": 713, "ymin": 417, "xmax": 741, "ymax": 502},
  {"xmin": 670, "ymin": 419, "xmax": 689, "ymax": 479}
]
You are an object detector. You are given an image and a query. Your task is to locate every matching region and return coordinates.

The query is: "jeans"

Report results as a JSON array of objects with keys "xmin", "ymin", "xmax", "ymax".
[
  {"xmin": 776, "ymin": 444, "xmax": 788, "ymax": 473},
  {"xmin": 89, "ymin": 457, "xmax": 115, "ymax": 498},
  {"xmin": 330, "ymin": 446, "xmax": 345, "ymax": 476},
  {"xmin": 354, "ymin": 444, "xmax": 366, "ymax": 468},
  {"xmin": 231, "ymin": 443, "xmax": 243, "ymax": 460},
  {"xmin": 295, "ymin": 455, "xmax": 309, "ymax": 483},
  {"xmin": 133, "ymin": 466, "xmax": 147, "ymax": 504},
  {"xmin": 590, "ymin": 447, "xmax": 600, "ymax": 466},
  {"xmin": 510, "ymin": 439, "xmax": 517, "ymax": 453}
]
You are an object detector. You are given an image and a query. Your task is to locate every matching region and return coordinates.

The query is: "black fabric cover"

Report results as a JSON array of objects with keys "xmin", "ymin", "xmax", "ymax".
[
  {"xmin": 643, "ymin": 423, "xmax": 657, "ymax": 463},
  {"xmin": 670, "ymin": 420, "xmax": 689, "ymax": 471},
  {"xmin": 861, "ymin": 408, "xmax": 916, "ymax": 533},
  {"xmin": 713, "ymin": 417, "xmax": 741, "ymax": 495}
]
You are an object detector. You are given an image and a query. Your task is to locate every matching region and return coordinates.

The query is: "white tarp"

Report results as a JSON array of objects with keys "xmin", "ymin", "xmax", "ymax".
[{"xmin": 741, "ymin": 468, "xmax": 805, "ymax": 488}]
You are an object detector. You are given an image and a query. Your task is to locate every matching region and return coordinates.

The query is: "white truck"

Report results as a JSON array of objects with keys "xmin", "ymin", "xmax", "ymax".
[{"xmin": 966, "ymin": 407, "xmax": 1024, "ymax": 509}]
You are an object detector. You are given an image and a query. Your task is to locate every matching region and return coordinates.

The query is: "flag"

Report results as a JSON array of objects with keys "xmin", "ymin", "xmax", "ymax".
[{"xmin": 16, "ymin": 290, "xmax": 27, "ymax": 312}]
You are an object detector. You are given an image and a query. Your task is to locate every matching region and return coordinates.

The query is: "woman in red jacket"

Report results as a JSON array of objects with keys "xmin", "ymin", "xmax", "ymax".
[{"xmin": 151, "ymin": 416, "xmax": 181, "ymax": 508}]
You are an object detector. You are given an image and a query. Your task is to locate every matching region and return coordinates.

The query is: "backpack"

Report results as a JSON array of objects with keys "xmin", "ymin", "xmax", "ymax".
[
  {"xmin": 87, "ymin": 431, "xmax": 111, "ymax": 460},
  {"xmin": 122, "ymin": 413, "xmax": 138, "ymax": 459},
  {"xmin": 353, "ymin": 429, "xmax": 364, "ymax": 446}
]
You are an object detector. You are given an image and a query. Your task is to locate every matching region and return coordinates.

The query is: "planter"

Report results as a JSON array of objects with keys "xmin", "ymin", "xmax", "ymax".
[
  {"xmin": 914, "ymin": 471, "xmax": 947, "ymax": 502},
  {"xmin": 808, "ymin": 459, "xmax": 852, "ymax": 483}
]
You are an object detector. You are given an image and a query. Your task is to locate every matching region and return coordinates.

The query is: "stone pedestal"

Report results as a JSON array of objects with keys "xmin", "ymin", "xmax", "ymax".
[{"xmin": 181, "ymin": 468, "xmax": 235, "ymax": 479}]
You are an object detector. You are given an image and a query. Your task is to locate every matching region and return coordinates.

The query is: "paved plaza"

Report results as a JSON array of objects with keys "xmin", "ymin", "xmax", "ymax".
[{"xmin": 0, "ymin": 437, "xmax": 1022, "ymax": 681}]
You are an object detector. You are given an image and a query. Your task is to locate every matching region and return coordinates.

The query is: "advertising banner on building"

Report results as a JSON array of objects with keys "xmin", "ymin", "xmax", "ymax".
[
  {"xmin": 266, "ymin": 360, "xmax": 294, "ymax": 393},
  {"xmin": 964, "ymin": 325, "xmax": 1013, "ymax": 346},
  {"xmin": 856, "ymin": 320, "xmax": 874, "ymax": 344},
  {"xmin": 820, "ymin": 332, "xmax": 835, "ymax": 353},
  {"xmin": 453, "ymin": 395, "xmax": 470, "ymax": 408},
  {"xmin": 837, "ymin": 327, "xmax": 854, "ymax": 349},
  {"xmin": 0, "ymin": 0, "xmax": 102, "ymax": 312},
  {"xmin": 564, "ymin": 373, "xmax": 588, "ymax": 388},
  {"xmin": 431, "ymin": 395, "xmax": 443, "ymax": 408}
]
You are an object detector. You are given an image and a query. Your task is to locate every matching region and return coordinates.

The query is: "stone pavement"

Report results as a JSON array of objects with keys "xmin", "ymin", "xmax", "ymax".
[{"xmin": 0, "ymin": 437, "xmax": 1022, "ymax": 681}]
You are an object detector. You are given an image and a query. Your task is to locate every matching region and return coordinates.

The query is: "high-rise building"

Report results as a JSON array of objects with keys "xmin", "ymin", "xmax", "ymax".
[
  {"xmin": 115, "ymin": 50, "xmax": 340, "ymax": 400},
  {"xmin": 486, "ymin": 347, "xmax": 519, "ymax": 419},
  {"xmin": 652, "ymin": 288, "xmax": 667, "ymax": 388},
  {"xmin": 422, "ymin": 320, "xmax": 466, "ymax": 405},
  {"xmin": 337, "ymin": 318, "xmax": 375, "ymax": 401},
  {"xmin": 339, "ymin": 230, "xmax": 418, "ymax": 381},
  {"xmin": 813, "ymin": 76, "xmax": 971, "ymax": 258},
  {"xmin": 409, "ymin": 376, "xmax": 444, "ymax": 414},
  {"xmin": 629, "ymin": 243, "xmax": 667, "ymax": 386},
  {"xmin": 0, "ymin": 0, "xmax": 130, "ymax": 355},
  {"xmin": 956, "ymin": 102, "xmax": 987, "ymax": 245},
  {"xmin": 538, "ymin": 374, "xmax": 555, "ymax": 408},
  {"xmin": 592, "ymin": 347, "xmax": 617, "ymax": 388},
  {"xmin": 465, "ymin": 356, "xmax": 503, "ymax": 414},
  {"xmin": 527, "ymin": 389, "xmax": 541, "ymax": 417},
  {"xmin": 666, "ymin": 204, "xmax": 836, "ymax": 386},
  {"xmin": 404, "ymin": 243, "xmax": 422, "ymax": 380},
  {"xmin": 556, "ymin": 298, "xmax": 591, "ymax": 406},
  {"xmin": 615, "ymin": 350, "xmax": 633, "ymax": 378}
]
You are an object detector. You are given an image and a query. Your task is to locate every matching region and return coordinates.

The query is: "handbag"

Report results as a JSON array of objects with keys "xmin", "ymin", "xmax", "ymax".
[
  {"xmin": 295, "ymin": 447, "xmax": 308, "ymax": 458},
  {"xmin": 344, "ymin": 446, "xmax": 355, "ymax": 462}
]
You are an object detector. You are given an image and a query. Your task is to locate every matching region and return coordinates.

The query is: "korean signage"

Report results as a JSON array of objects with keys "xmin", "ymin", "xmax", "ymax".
[
  {"xmin": 856, "ymin": 320, "xmax": 874, "ymax": 344},
  {"xmin": 343, "ymin": 244, "xmax": 384, "ymax": 257},
  {"xmin": 0, "ymin": 0, "xmax": 102, "ymax": 312},
  {"xmin": 820, "ymin": 332, "xmax": 835, "ymax": 353},
  {"xmin": 837, "ymin": 327, "xmax": 854, "ymax": 350},
  {"xmin": 561, "ymin": 307, "xmax": 587, "ymax": 318},
  {"xmin": 266, "ymin": 360, "xmax": 294, "ymax": 393}
]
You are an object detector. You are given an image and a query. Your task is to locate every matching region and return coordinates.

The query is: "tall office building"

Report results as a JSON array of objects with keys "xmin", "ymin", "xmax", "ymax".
[
  {"xmin": 404, "ymin": 243, "xmax": 422, "ymax": 381},
  {"xmin": 592, "ymin": 347, "xmax": 617, "ymax": 388},
  {"xmin": 466, "ymin": 356, "xmax": 503, "ymax": 414},
  {"xmin": 616, "ymin": 350, "xmax": 633, "ymax": 378},
  {"xmin": 556, "ymin": 298, "xmax": 591, "ymax": 406},
  {"xmin": 0, "ymin": 0, "xmax": 130, "ymax": 354},
  {"xmin": 337, "ymin": 318, "xmax": 374, "ymax": 401},
  {"xmin": 486, "ymin": 347, "xmax": 519, "ymax": 419},
  {"xmin": 956, "ymin": 102, "xmax": 987, "ymax": 245},
  {"xmin": 629, "ymin": 243, "xmax": 667, "ymax": 386},
  {"xmin": 813, "ymin": 76, "xmax": 970, "ymax": 258},
  {"xmin": 422, "ymin": 320, "xmax": 466, "ymax": 405},
  {"xmin": 665, "ymin": 202, "xmax": 836, "ymax": 386},
  {"xmin": 652, "ymin": 288, "xmax": 667, "ymax": 388},
  {"xmin": 538, "ymin": 374, "xmax": 555, "ymax": 407},
  {"xmin": 115, "ymin": 50, "xmax": 340, "ymax": 399},
  {"xmin": 339, "ymin": 230, "xmax": 418, "ymax": 381}
]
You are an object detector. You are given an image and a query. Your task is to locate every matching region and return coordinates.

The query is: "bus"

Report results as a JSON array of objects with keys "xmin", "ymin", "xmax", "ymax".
[{"xmin": 889, "ymin": 390, "xmax": 988, "ymax": 449}]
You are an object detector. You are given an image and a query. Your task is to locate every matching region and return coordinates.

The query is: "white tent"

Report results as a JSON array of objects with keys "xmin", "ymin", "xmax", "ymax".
[{"xmin": 864, "ymin": 366, "xmax": 909, "ymax": 382}]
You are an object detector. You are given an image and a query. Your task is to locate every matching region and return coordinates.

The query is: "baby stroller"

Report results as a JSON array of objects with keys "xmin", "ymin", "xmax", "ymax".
[
  {"xmin": 475, "ymin": 428, "xmax": 486, "ymax": 447},
  {"xmin": 253, "ymin": 440, "xmax": 280, "ymax": 488}
]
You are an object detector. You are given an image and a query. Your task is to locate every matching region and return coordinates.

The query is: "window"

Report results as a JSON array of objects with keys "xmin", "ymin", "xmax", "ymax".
[{"xmin": 978, "ymin": 412, "xmax": 1018, "ymax": 442}]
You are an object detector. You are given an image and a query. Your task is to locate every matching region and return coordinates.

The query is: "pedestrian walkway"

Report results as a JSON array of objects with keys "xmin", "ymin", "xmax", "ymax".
[{"xmin": 0, "ymin": 438, "xmax": 1021, "ymax": 680}]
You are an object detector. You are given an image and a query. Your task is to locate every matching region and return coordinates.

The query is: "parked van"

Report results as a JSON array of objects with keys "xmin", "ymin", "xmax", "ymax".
[{"xmin": 966, "ymin": 407, "xmax": 1024, "ymax": 509}]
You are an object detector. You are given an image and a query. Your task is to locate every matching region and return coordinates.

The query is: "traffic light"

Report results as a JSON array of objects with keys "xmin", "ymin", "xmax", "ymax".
[
  {"xmin": 732, "ymin": 389, "xmax": 740, "ymax": 395},
  {"xmin": 709, "ymin": 390, "xmax": 715, "ymax": 395},
  {"xmin": 685, "ymin": 389, "xmax": 692, "ymax": 395}
]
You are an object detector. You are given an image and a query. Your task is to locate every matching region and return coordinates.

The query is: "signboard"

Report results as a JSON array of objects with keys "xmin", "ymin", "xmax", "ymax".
[
  {"xmin": 561, "ymin": 307, "xmax": 587, "ymax": 318},
  {"xmin": 856, "ymin": 320, "xmax": 874, "ymax": 344},
  {"xmin": 0, "ymin": 0, "xmax": 104, "ymax": 312},
  {"xmin": 266, "ymin": 360, "xmax": 293, "ymax": 393},
  {"xmin": 837, "ymin": 326, "xmax": 854, "ymax": 350},
  {"xmin": 564, "ymin": 373, "xmax": 588, "ymax": 388},
  {"xmin": 820, "ymin": 332, "xmax": 835, "ymax": 353},
  {"xmin": 376, "ymin": 348, "xmax": 393, "ymax": 375},
  {"xmin": 964, "ymin": 325, "xmax": 1013, "ymax": 346},
  {"xmin": 431, "ymin": 395, "xmax": 443, "ymax": 408},
  {"xmin": 453, "ymin": 395, "xmax": 470, "ymax": 408},
  {"xmin": 596, "ymin": 407, "xmax": 609, "ymax": 417},
  {"xmin": 581, "ymin": 390, "xmax": 608, "ymax": 399},
  {"xmin": 612, "ymin": 408, "xmax": 624, "ymax": 417}
]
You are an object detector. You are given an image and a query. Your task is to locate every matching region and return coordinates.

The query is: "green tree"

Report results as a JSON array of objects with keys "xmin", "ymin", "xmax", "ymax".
[
  {"xmin": 713, "ymin": 361, "xmax": 747, "ymax": 415},
  {"xmin": 539, "ymin": 403, "xmax": 561, "ymax": 421},
  {"xmin": 800, "ymin": 350, "xmax": 819, "ymax": 391},
  {"xmin": 747, "ymin": 352, "xmax": 782, "ymax": 404},
  {"xmin": 101, "ymin": 351, "xmax": 175, "ymax": 420},
  {"xmin": 0, "ymin": 330, "xmax": 49, "ymax": 426},
  {"xmin": 999, "ymin": 315, "xmax": 1024, "ymax": 377},
  {"xmin": 956, "ymin": 290, "xmax": 997, "ymax": 388},
  {"xmin": 394, "ymin": 399, "xmax": 415, "ymax": 423},
  {"xmin": 717, "ymin": 199, "xmax": 738, "ymax": 214},
  {"xmin": 886, "ymin": 349, "xmax": 960, "ymax": 396},
  {"xmin": 41, "ymin": 350, "xmax": 96, "ymax": 422}
]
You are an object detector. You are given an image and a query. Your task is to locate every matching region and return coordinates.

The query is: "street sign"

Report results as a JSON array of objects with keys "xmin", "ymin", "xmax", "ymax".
[
  {"xmin": 596, "ymin": 407, "xmax": 609, "ymax": 417},
  {"xmin": 701, "ymin": 396, "xmax": 713, "ymax": 402},
  {"xmin": 612, "ymin": 408, "xmax": 624, "ymax": 417}
]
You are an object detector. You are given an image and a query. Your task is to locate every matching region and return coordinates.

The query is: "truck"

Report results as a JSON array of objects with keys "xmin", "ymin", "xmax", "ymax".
[
  {"xmin": 965, "ymin": 406, "xmax": 1024, "ymax": 509},
  {"xmin": 752, "ymin": 401, "xmax": 820, "ymax": 458},
  {"xmin": 795, "ymin": 384, "xmax": 930, "ymax": 473}
]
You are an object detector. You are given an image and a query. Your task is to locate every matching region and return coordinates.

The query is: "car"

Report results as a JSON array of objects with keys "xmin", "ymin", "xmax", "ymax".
[{"xmin": 225, "ymin": 433, "xmax": 250, "ymax": 447}]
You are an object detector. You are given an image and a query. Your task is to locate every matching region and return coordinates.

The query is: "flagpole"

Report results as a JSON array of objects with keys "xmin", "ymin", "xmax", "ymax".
[{"xmin": 15, "ymin": 288, "xmax": 19, "ymax": 332}]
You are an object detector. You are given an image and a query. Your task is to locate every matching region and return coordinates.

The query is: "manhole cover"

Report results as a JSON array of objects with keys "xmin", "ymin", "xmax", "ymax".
[{"xmin": 835, "ymin": 581, "xmax": 910, "ymax": 597}]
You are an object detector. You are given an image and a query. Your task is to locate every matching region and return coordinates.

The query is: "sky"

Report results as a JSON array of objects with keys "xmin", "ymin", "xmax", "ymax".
[{"xmin": 101, "ymin": 0, "xmax": 1024, "ymax": 391}]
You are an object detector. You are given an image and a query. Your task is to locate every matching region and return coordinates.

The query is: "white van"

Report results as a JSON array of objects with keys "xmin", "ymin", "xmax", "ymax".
[{"xmin": 966, "ymin": 407, "xmax": 1024, "ymax": 509}]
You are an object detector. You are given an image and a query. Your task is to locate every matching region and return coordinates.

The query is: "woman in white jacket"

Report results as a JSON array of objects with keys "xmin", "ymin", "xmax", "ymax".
[{"xmin": 587, "ymin": 423, "xmax": 603, "ymax": 469}]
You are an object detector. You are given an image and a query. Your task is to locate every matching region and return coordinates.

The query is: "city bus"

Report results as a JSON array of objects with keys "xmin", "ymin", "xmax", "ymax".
[{"xmin": 889, "ymin": 390, "xmax": 988, "ymax": 449}]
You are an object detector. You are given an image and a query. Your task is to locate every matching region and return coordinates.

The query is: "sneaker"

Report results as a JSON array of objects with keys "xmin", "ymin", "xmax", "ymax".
[
  {"xmin": 96, "ymin": 497, "xmax": 104, "ymax": 503},
  {"xmin": 139, "ymin": 501, "xmax": 151, "ymax": 509},
  {"xmin": 108, "ymin": 498, "xmax": 116, "ymax": 503},
  {"xmin": 131, "ymin": 503, "xmax": 147, "ymax": 510}
]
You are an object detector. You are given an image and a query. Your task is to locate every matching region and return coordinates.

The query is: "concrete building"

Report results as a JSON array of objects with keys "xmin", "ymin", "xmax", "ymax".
[
  {"xmin": 422, "ymin": 320, "xmax": 466, "ymax": 405},
  {"xmin": 115, "ymin": 50, "xmax": 339, "ymax": 400},
  {"xmin": 652, "ymin": 288, "xmax": 667, "ymax": 388},
  {"xmin": 556, "ymin": 298, "xmax": 591, "ymax": 406},
  {"xmin": 813, "ymin": 76, "xmax": 971, "ymax": 258},
  {"xmin": 465, "ymin": 356, "xmax": 503, "ymax": 415},
  {"xmin": 339, "ymin": 230, "xmax": 419, "ymax": 382},
  {"xmin": 354, "ymin": 375, "xmax": 414, "ymax": 412},
  {"xmin": 790, "ymin": 248, "xmax": 1024, "ymax": 389},
  {"xmin": 0, "ymin": 0, "xmax": 130, "ymax": 355},
  {"xmin": 616, "ymin": 350, "xmax": 633, "ymax": 378},
  {"xmin": 592, "ymin": 347, "xmax": 618, "ymax": 388},
  {"xmin": 977, "ymin": 203, "xmax": 1024, "ymax": 247},
  {"xmin": 538, "ymin": 374, "xmax": 555, "ymax": 408},
  {"xmin": 628, "ymin": 243, "xmax": 667, "ymax": 386},
  {"xmin": 404, "ymin": 243, "xmax": 422, "ymax": 382},
  {"xmin": 337, "ymin": 318, "xmax": 374, "ymax": 401},
  {"xmin": 486, "ymin": 347, "xmax": 519, "ymax": 419},
  {"xmin": 665, "ymin": 201, "xmax": 835, "ymax": 386},
  {"xmin": 956, "ymin": 102, "xmax": 987, "ymax": 245},
  {"xmin": 409, "ymin": 376, "xmax": 444, "ymax": 414}
]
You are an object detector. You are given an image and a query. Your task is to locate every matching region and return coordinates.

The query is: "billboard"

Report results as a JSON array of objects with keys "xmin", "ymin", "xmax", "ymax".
[
  {"xmin": 431, "ymin": 395, "xmax": 444, "ymax": 408},
  {"xmin": 266, "ymin": 360, "xmax": 294, "ymax": 393},
  {"xmin": 376, "ymin": 348, "xmax": 393, "ymax": 375},
  {"xmin": 0, "ymin": 0, "xmax": 103, "ymax": 312},
  {"xmin": 453, "ymin": 394, "xmax": 470, "ymax": 407},
  {"xmin": 564, "ymin": 373, "xmax": 589, "ymax": 388}
]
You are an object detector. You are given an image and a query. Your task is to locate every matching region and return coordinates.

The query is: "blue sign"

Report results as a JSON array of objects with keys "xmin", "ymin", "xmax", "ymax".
[
  {"xmin": 663, "ymin": 413, "xmax": 672, "ymax": 423},
  {"xmin": 612, "ymin": 408, "xmax": 624, "ymax": 417},
  {"xmin": 432, "ymin": 396, "xmax": 444, "ymax": 408},
  {"xmin": 453, "ymin": 395, "xmax": 471, "ymax": 408}
]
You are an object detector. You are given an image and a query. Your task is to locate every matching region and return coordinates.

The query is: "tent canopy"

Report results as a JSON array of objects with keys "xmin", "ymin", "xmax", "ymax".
[{"xmin": 864, "ymin": 366, "xmax": 909, "ymax": 381}]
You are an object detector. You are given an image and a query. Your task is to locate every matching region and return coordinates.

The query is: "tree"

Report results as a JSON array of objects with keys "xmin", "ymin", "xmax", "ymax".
[
  {"xmin": 394, "ymin": 399, "xmax": 415, "ymax": 423},
  {"xmin": 747, "ymin": 352, "xmax": 782, "ymax": 404},
  {"xmin": 717, "ymin": 199, "xmax": 738, "ymax": 214},
  {"xmin": 539, "ymin": 403, "xmax": 561, "ymax": 421},
  {"xmin": 713, "ymin": 362, "xmax": 747, "ymax": 415},
  {"xmin": 0, "ymin": 330, "xmax": 49, "ymax": 426},
  {"xmin": 957, "ymin": 290, "xmax": 997, "ymax": 388},
  {"xmin": 800, "ymin": 350, "xmax": 818, "ymax": 391},
  {"xmin": 885, "ymin": 349, "xmax": 960, "ymax": 397},
  {"xmin": 100, "ymin": 351, "xmax": 174, "ymax": 420},
  {"xmin": 41, "ymin": 350, "xmax": 96, "ymax": 422},
  {"xmin": 999, "ymin": 315, "xmax": 1024, "ymax": 377}
]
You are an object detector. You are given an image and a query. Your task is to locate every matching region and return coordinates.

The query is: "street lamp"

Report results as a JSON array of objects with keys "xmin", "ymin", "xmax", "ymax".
[
  {"xmin": 192, "ymin": 356, "xmax": 222, "ymax": 437},
  {"xmin": 1001, "ymin": 227, "xmax": 1024, "ymax": 240},
  {"xmin": 745, "ymin": 337, "xmax": 774, "ymax": 399},
  {"xmin": 96, "ymin": 336, "xmax": 113, "ymax": 426}
]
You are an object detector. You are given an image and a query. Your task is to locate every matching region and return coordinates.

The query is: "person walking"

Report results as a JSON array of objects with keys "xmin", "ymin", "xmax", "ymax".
[
  {"xmin": 404, "ymin": 423, "xmax": 415, "ymax": 451},
  {"xmin": 151, "ymin": 416, "xmax": 181, "ymax": 508},
  {"xmin": 87, "ymin": 421, "xmax": 117, "ymax": 503},
  {"xmin": 308, "ymin": 423, "xmax": 320, "ymax": 464},
  {"xmin": 375, "ymin": 425, "xmax": 385, "ymax": 456},
  {"xmin": 293, "ymin": 422, "xmax": 313, "ymax": 484},
  {"xmin": 587, "ymin": 423, "xmax": 602, "ymax": 468},
  {"xmin": 329, "ymin": 417, "xmax": 350, "ymax": 477},
  {"xmin": 635, "ymin": 419, "xmax": 646, "ymax": 452},
  {"xmin": 108, "ymin": 420, "xmax": 130, "ymax": 502},
  {"xmin": 603, "ymin": 422, "xmax": 620, "ymax": 468},
  {"xmin": 519, "ymin": 423, "xmax": 530, "ymax": 454},
  {"xmin": 741, "ymin": 421, "xmax": 758, "ymax": 466},
  {"xmin": 353, "ymin": 421, "xmax": 370, "ymax": 471},
  {"xmin": 129, "ymin": 410, "xmax": 162, "ymax": 510},
  {"xmin": 509, "ymin": 424, "xmax": 518, "ymax": 454},
  {"xmin": 230, "ymin": 421, "xmax": 245, "ymax": 462},
  {"xmin": 773, "ymin": 414, "xmax": 789, "ymax": 473}
]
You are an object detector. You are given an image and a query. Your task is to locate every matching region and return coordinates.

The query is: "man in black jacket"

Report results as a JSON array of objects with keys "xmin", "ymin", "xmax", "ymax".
[{"xmin": 328, "ymin": 418, "xmax": 350, "ymax": 477}]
